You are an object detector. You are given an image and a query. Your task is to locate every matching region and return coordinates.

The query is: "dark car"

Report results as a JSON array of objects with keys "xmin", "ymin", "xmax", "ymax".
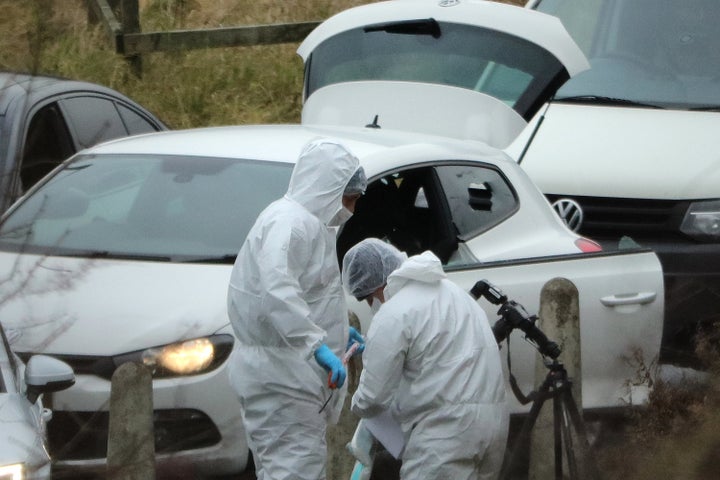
[{"xmin": 0, "ymin": 71, "xmax": 167, "ymax": 212}]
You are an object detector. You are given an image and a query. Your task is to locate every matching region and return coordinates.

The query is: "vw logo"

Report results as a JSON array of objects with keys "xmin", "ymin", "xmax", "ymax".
[{"xmin": 552, "ymin": 198, "xmax": 584, "ymax": 232}]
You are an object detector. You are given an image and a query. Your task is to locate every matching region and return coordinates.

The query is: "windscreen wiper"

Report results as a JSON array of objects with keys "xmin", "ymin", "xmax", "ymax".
[
  {"xmin": 364, "ymin": 18, "xmax": 441, "ymax": 38},
  {"xmin": 179, "ymin": 254, "xmax": 237, "ymax": 264},
  {"xmin": 555, "ymin": 95, "xmax": 664, "ymax": 109},
  {"xmin": 62, "ymin": 250, "xmax": 173, "ymax": 262},
  {"xmin": 689, "ymin": 105, "xmax": 720, "ymax": 112}
]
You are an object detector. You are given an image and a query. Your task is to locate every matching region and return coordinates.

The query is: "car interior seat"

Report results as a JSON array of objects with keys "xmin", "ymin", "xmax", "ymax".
[{"xmin": 337, "ymin": 176, "xmax": 419, "ymax": 264}]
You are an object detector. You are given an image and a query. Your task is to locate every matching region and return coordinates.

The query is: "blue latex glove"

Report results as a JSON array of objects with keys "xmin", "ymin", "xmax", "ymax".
[
  {"xmin": 347, "ymin": 327, "xmax": 366, "ymax": 356},
  {"xmin": 314, "ymin": 344, "xmax": 346, "ymax": 389}
]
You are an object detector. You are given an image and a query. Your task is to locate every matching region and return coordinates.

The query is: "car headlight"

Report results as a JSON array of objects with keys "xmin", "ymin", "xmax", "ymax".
[
  {"xmin": 113, "ymin": 335, "xmax": 234, "ymax": 378},
  {"xmin": 680, "ymin": 199, "xmax": 720, "ymax": 241},
  {"xmin": 0, "ymin": 463, "xmax": 24, "ymax": 480}
]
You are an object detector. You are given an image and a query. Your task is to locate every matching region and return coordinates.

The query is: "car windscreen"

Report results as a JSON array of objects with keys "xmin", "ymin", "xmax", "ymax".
[
  {"xmin": 0, "ymin": 154, "xmax": 293, "ymax": 262},
  {"xmin": 535, "ymin": 0, "xmax": 720, "ymax": 110},
  {"xmin": 305, "ymin": 21, "xmax": 566, "ymax": 120}
]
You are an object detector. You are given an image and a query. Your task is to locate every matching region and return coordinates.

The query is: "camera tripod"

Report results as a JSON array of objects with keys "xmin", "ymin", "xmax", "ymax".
[{"xmin": 499, "ymin": 359, "xmax": 601, "ymax": 480}]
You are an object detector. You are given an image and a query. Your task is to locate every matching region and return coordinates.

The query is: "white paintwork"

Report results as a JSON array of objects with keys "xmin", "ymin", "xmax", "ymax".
[
  {"xmin": 349, "ymin": 249, "xmax": 665, "ymax": 410},
  {"xmin": 508, "ymin": 104, "xmax": 720, "ymax": 199},
  {"xmin": 297, "ymin": 0, "xmax": 588, "ymax": 75},
  {"xmin": 302, "ymin": 82, "xmax": 527, "ymax": 148},
  {"xmin": 0, "ymin": 123, "xmax": 663, "ymax": 475},
  {"xmin": 25, "ymin": 355, "xmax": 74, "ymax": 387}
]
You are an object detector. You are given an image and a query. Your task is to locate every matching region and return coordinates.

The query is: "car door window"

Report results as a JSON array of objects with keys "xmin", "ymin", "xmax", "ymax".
[
  {"xmin": 435, "ymin": 164, "xmax": 518, "ymax": 240},
  {"xmin": 117, "ymin": 104, "xmax": 161, "ymax": 134},
  {"xmin": 21, "ymin": 103, "xmax": 75, "ymax": 191},
  {"xmin": 60, "ymin": 96, "xmax": 127, "ymax": 148},
  {"xmin": 338, "ymin": 166, "xmax": 458, "ymax": 264}
]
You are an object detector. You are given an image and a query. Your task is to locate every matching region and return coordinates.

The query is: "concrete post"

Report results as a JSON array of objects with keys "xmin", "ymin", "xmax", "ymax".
[
  {"xmin": 528, "ymin": 277, "xmax": 581, "ymax": 480},
  {"xmin": 107, "ymin": 361, "xmax": 155, "ymax": 480}
]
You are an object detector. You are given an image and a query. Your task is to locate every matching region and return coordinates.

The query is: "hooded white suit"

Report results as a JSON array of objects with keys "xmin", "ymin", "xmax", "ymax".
[
  {"xmin": 352, "ymin": 251, "xmax": 509, "ymax": 480},
  {"xmin": 227, "ymin": 139, "xmax": 360, "ymax": 480}
]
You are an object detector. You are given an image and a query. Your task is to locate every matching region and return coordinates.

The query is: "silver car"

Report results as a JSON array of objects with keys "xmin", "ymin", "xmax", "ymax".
[{"xmin": 0, "ymin": 322, "xmax": 74, "ymax": 479}]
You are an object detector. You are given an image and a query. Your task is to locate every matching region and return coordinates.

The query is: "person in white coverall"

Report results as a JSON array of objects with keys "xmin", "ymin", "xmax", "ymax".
[
  {"xmin": 227, "ymin": 138, "xmax": 367, "ymax": 480},
  {"xmin": 342, "ymin": 238, "xmax": 509, "ymax": 480}
]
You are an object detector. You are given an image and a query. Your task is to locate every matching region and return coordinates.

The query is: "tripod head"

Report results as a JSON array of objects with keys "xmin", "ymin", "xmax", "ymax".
[{"xmin": 470, "ymin": 279, "xmax": 561, "ymax": 360}]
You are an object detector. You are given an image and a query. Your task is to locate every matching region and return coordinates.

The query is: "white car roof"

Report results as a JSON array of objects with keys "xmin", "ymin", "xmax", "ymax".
[
  {"xmin": 297, "ymin": 0, "xmax": 588, "ymax": 76},
  {"xmin": 84, "ymin": 123, "xmax": 512, "ymax": 172}
]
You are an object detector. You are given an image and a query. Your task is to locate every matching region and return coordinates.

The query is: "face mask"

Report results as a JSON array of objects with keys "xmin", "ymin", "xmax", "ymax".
[
  {"xmin": 370, "ymin": 297, "xmax": 382, "ymax": 315},
  {"xmin": 328, "ymin": 206, "xmax": 353, "ymax": 227}
]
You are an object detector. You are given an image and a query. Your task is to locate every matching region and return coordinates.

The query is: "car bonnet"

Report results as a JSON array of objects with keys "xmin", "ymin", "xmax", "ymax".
[{"xmin": 0, "ymin": 253, "xmax": 231, "ymax": 356}]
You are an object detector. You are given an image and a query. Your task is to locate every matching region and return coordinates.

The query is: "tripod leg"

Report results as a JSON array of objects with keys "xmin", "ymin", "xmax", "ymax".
[
  {"xmin": 499, "ymin": 383, "xmax": 552, "ymax": 480},
  {"xmin": 559, "ymin": 398, "xmax": 580, "ymax": 479},
  {"xmin": 552, "ymin": 393, "xmax": 564, "ymax": 480},
  {"xmin": 562, "ymin": 389, "xmax": 601, "ymax": 480}
]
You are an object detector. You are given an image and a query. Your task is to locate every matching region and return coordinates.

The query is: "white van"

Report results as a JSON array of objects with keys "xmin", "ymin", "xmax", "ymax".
[{"xmin": 517, "ymin": 0, "xmax": 720, "ymax": 367}]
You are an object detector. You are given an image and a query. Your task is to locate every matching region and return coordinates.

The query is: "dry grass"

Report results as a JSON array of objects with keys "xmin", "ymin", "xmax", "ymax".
[
  {"xmin": 593, "ymin": 326, "xmax": 720, "ymax": 480},
  {"xmin": 0, "ymin": 0, "xmax": 526, "ymax": 128},
  {"xmin": 0, "ymin": 0, "xmax": 384, "ymax": 127}
]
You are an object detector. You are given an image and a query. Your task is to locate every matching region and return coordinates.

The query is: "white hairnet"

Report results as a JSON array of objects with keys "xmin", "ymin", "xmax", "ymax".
[
  {"xmin": 286, "ymin": 138, "xmax": 360, "ymax": 225},
  {"xmin": 344, "ymin": 166, "xmax": 367, "ymax": 196},
  {"xmin": 342, "ymin": 238, "xmax": 407, "ymax": 300}
]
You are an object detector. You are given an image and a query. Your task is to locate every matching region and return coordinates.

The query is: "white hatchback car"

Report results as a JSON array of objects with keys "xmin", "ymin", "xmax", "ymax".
[
  {"xmin": 1, "ymin": 321, "xmax": 74, "ymax": 479},
  {"xmin": 296, "ymin": 0, "xmax": 714, "ymax": 369},
  {"xmin": 0, "ymin": 122, "xmax": 662, "ymax": 476}
]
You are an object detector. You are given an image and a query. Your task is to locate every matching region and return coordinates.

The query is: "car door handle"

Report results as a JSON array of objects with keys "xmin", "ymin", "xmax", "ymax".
[{"xmin": 600, "ymin": 292, "xmax": 657, "ymax": 306}]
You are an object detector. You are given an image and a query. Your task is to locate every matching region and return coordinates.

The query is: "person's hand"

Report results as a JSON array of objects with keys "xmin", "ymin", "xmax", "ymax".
[
  {"xmin": 347, "ymin": 327, "xmax": 366, "ymax": 356},
  {"xmin": 314, "ymin": 344, "xmax": 346, "ymax": 389}
]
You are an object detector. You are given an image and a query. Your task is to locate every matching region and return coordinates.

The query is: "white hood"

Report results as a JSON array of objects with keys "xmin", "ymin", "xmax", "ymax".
[
  {"xmin": 285, "ymin": 138, "xmax": 361, "ymax": 224},
  {"xmin": 0, "ymin": 254, "xmax": 231, "ymax": 355},
  {"xmin": 385, "ymin": 251, "xmax": 446, "ymax": 299},
  {"xmin": 516, "ymin": 104, "xmax": 720, "ymax": 199}
]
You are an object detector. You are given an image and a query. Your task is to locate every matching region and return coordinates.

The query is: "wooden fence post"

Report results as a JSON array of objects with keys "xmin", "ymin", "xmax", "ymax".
[
  {"xmin": 120, "ymin": 0, "xmax": 143, "ymax": 77},
  {"xmin": 107, "ymin": 362, "xmax": 155, "ymax": 480},
  {"xmin": 528, "ymin": 277, "xmax": 582, "ymax": 480}
]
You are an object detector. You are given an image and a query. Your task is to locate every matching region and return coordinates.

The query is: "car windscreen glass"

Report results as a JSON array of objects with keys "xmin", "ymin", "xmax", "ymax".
[
  {"xmin": 0, "ymin": 154, "xmax": 293, "ymax": 262},
  {"xmin": 306, "ymin": 21, "xmax": 566, "ymax": 119},
  {"xmin": 535, "ymin": 0, "xmax": 720, "ymax": 109}
]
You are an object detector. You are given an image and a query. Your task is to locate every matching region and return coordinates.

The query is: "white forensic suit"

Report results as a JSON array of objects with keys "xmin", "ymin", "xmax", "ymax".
[
  {"xmin": 227, "ymin": 139, "xmax": 361, "ymax": 479},
  {"xmin": 352, "ymin": 251, "xmax": 509, "ymax": 480}
]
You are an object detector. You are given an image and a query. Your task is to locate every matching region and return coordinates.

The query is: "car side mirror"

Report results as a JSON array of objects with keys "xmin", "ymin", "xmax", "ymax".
[
  {"xmin": 468, "ymin": 182, "xmax": 492, "ymax": 211},
  {"xmin": 25, "ymin": 355, "xmax": 76, "ymax": 404}
]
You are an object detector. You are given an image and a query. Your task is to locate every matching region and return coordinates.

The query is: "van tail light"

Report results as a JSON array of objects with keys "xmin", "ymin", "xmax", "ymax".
[{"xmin": 575, "ymin": 237, "xmax": 602, "ymax": 252}]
